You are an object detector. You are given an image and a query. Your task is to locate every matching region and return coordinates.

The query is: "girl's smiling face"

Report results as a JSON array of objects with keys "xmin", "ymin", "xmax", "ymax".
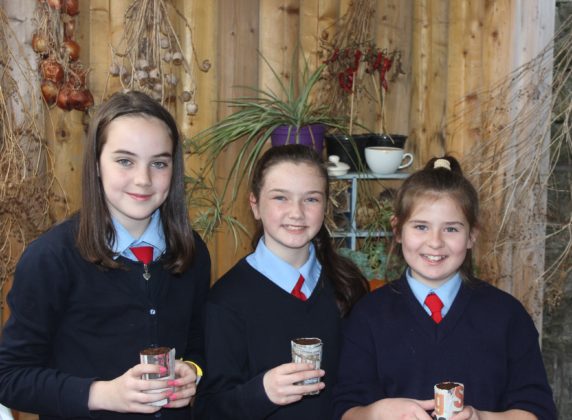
[
  {"xmin": 98, "ymin": 115, "xmax": 173, "ymax": 238},
  {"xmin": 395, "ymin": 195, "xmax": 477, "ymax": 288},
  {"xmin": 250, "ymin": 161, "xmax": 326, "ymax": 267}
]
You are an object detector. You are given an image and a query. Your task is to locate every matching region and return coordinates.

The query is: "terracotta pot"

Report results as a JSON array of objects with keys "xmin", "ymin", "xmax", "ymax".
[{"xmin": 369, "ymin": 279, "xmax": 386, "ymax": 291}]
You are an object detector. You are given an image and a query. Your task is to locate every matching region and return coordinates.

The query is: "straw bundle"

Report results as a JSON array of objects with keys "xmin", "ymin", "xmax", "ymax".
[
  {"xmin": 457, "ymin": 15, "xmax": 572, "ymax": 311},
  {"xmin": 1, "ymin": 5, "xmax": 54, "ymax": 323}
]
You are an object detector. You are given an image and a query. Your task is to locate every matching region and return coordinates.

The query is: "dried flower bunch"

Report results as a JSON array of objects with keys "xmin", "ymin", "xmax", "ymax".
[
  {"xmin": 324, "ymin": 43, "xmax": 402, "ymax": 96},
  {"xmin": 107, "ymin": 0, "xmax": 211, "ymax": 115},
  {"xmin": 33, "ymin": 0, "xmax": 94, "ymax": 111},
  {"xmin": 323, "ymin": 43, "xmax": 403, "ymax": 133},
  {"xmin": 317, "ymin": 0, "xmax": 404, "ymax": 134}
]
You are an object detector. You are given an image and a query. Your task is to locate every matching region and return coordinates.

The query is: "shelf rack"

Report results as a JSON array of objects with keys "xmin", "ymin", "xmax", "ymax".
[{"xmin": 329, "ymin": 171, "xmax": 409, "ymax": 250}]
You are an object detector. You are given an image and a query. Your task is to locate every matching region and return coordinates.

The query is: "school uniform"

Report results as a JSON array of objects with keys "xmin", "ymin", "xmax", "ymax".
[
  {"xmin": 194, "ymin": 239, "xmax": 341, "ymax": 419},
  {"xmin": 332, "ymin": 273, "xmax": 557, "ymax": 420},
  {"xmin": 0, "ymin": 213, "xmax": 210, "ymax": 420}
]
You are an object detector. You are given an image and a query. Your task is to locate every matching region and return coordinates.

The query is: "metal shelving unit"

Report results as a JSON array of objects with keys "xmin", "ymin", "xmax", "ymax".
[{"xmin": 330, "ymin": 171, "xmax": 409, "ymax": 250}]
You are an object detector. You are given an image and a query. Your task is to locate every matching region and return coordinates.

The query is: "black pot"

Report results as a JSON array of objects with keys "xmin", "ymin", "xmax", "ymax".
[
  {"xmin": 325, "ymin": 133, "xmax": 370, "ymax": 171},
  {"xmin": 367, "ymin": 133, "xmax": 407, "ymax": 149}
]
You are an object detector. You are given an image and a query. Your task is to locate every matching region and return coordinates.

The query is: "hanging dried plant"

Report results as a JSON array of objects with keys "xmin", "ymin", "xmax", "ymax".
[
  {"xmin": 32, "ymin": 0, "xmax": 94, "ymax": 112},
  {"xmin": 453, "ymin": 15, "xmax": 572, "ymax": 313},
  {"xmin": 316, "ymin": 0, "xmax": 403, "ymax": 133},
  {"xmin": 1, "ymin": 5, "xmax": 57, "ymax": 325},
  {"xmin": 107, "ymin": 0, "xmax": 211, "ymax": 115}
]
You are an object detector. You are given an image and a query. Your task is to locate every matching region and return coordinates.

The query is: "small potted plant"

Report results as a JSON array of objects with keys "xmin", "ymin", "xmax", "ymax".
[{"xmin": 190, "ymin": 52, "xmax": 346, "ymax": 199}]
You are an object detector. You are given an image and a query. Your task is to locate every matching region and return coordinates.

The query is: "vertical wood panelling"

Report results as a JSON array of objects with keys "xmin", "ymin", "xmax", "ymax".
[
  {"xmin": 0, "ymin": 0, "xmax": 556, "ymax": 321},
  {"xmin": 482, "ymin": 0, "xmax": 518, "ymax": 299},
  {"xmin": 409, "ymin": 0, "xmax": 429, "ymax": 165},
  {"xmin": 299, "ymin": 0, "xmax": 321, "ymax": 67},
  {"xmin": 178, "ymin": 1, "xmax": 219, "ymax": 277},
  {"xmin": 259, "ymin": 1, "xmax": 300, "ymax": 96},
  {"xmin": 107, "ymin": 1, "xmax": 131, "ymax": 94},
  {"xmin": 89, "ymin": 1, "xmax": 112, "ymax": 100},
  {"xmin": 423, "ymin": 0, "xmax": 449, "ymax": 160},
  {"xmin": 178, "ymin": 0, "xmax": 218, "ymax": 135},
  {"xmin": 213, "ymin": 0, "xmax": 259, "ymax": 279},
  {"xmin": 374, "ymin": 0, "xmax": 413, "ymax": 137},
  {"xmin": 494, "ymin": 1, "xmax": 553, "ymax": 332},
  {"xmin": 445, "ymin": 0, "xmax": 484, "ymax": 156}
]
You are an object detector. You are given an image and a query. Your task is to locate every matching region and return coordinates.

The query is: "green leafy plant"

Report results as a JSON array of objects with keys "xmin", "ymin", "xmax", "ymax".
[
  {"xmin": 185, "ymin": 170, "xmax": 247, "ymax": 244},
  {"xmin": 339, "ymin": 238, "xmax": 405, "ymax": 282},
  {"xmin": 188, "ymin": 52, "xmax": 346, "ymax": 200},
  {"xmin": 335, "ymin": 187, "xmax": 406, "ymax": 281}
]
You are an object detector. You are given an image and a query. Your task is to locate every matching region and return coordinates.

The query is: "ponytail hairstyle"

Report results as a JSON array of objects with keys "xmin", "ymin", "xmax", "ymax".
[
  {"xmin": 391, "ymin": 156, "xmax": 480, "ymax": 281},
  {"xmin": 250, "ymin": 145, "xmax": 369, "ymax": 316},
  {"xmin": 77, "ymin": 91, "xmax": 195, "ymax": 273}
]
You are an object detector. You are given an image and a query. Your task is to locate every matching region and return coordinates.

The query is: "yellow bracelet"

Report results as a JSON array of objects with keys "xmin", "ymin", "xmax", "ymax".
[{"xmin": 182, "ymin": 360, "xmax": 203, "ymax": 381}]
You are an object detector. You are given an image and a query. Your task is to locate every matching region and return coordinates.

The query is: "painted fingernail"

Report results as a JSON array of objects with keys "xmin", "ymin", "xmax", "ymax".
[
  {"xmin": 159, "ymin": 366, "xmax": 167, "ymax": 374},
  {"xmin": 169, "ymin": 393, "xmax": 178, "ymax": 401},
  {"xmin": 167, "ymin": 380, "xmax": 178, "ymax": 387}
]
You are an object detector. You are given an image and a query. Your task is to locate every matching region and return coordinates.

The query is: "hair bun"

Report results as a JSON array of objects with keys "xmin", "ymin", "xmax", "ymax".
[{"xmin": 434, "ymin": 158, "xmax": 451, "ymax": 171}]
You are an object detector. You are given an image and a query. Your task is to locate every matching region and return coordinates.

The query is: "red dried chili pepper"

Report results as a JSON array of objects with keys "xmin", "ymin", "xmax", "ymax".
[
  {"xmin": 380, "ymin": 57, "xmax": 393, "ymax": 91},
  {"xmin": 325, "ymin": 48, "xmax": 340, "ymax": 64},
  {"xmin": 338, "ymin": 68, "xmax": 354, "ymax": 93},
  {"xmin": 382, "ymin": 56, "xmax": 393, "ymax": 72},
  {"xmin": 353, "ymin": 49, "xmax": 362, "ymax": 71},
  {"xmin": 373, "ymin": 51, "xmax": 383, "ymax": 72}
]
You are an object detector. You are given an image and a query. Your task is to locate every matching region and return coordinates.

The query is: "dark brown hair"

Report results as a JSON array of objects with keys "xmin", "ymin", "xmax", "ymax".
[
  {"xmin": 250, "ymin": 144, "xmax": 369, "ymax": 317},
  {"xmin": 391, "ymin": 155, "xmax": 479, "ymax": 281},
  {"xmin": 76, "ymin": 91, "xmax": 195, "ymax": 273}
]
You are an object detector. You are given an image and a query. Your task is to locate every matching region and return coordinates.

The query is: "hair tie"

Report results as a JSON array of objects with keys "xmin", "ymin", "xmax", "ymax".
[{"xmin": 434, "ymin": 158, "xmax": 451, "ymax": 171}]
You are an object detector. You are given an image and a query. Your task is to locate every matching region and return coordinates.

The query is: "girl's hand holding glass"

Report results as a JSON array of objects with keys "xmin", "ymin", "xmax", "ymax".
[
  {"xmin": 87, "ymin": 363, "xmax": 175, "ymax": 413},
  {"xmin": 163, "ymin": 359, "xmax": 201, "ymax": 408},
  {"xmin": 262, "ymin": 362, "xmax": 325, "ymax": 405}
]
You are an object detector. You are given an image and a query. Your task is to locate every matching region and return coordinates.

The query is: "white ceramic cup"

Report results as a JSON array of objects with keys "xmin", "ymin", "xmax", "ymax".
[{"xmin": 365, "ymin": 146, "xmax": 414, "ymax": 174}]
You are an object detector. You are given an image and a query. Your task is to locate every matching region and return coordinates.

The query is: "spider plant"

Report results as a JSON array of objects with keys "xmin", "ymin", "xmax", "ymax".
[{"xmin": 189, "ymin": 52, "xmax": 346, "ymax": 200}]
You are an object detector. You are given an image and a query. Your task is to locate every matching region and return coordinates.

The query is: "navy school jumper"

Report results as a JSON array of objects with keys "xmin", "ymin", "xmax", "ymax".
[{"xmin": 333, "ymin": 276, "xmax": 557, "ymax": 420}]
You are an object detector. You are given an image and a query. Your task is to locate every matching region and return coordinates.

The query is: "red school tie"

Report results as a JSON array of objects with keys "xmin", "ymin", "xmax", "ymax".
[
  {"xmin": 130, "ymin": 246, "xmax": 153, "ymax": 264},
  {"xmin": 291, "ymin": 274, "xmax": 308, "ymax": 301},
  {"xmin": 130, "ymin": 246, "xmax": 153, "ymax": 280},
  {"xmin": 424, "ymin": 293, "xmax": 444, "ymax": 324}
]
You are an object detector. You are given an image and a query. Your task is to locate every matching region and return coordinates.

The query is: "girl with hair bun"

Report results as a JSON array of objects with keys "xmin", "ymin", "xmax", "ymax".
[{"xmin": 333, "ymin": 156, "xmax": 556, "ymax": 420}]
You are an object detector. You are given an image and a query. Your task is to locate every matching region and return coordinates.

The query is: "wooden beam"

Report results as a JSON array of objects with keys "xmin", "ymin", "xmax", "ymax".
[{"xmin": 212, "ymin": 0, "xmax": 260, "ymax": 279}]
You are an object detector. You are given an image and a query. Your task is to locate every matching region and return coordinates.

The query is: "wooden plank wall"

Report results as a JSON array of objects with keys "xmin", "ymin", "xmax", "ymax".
[{"xmin": 1, "ymin": 0, "xmax": 555, "ymax": 330}]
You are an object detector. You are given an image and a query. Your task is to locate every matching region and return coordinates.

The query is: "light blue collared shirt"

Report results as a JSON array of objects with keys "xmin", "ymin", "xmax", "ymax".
[
  {"xmin": 406, "ymin": 268, "xmax": 462, "ymax": 318},
  {"xmin": 246, "ymin": 237, "xmax": 322, "ymax": 298},
  {"xmin": 111, "ymin": 210, "xmax": 166, "ymax": 262}
]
